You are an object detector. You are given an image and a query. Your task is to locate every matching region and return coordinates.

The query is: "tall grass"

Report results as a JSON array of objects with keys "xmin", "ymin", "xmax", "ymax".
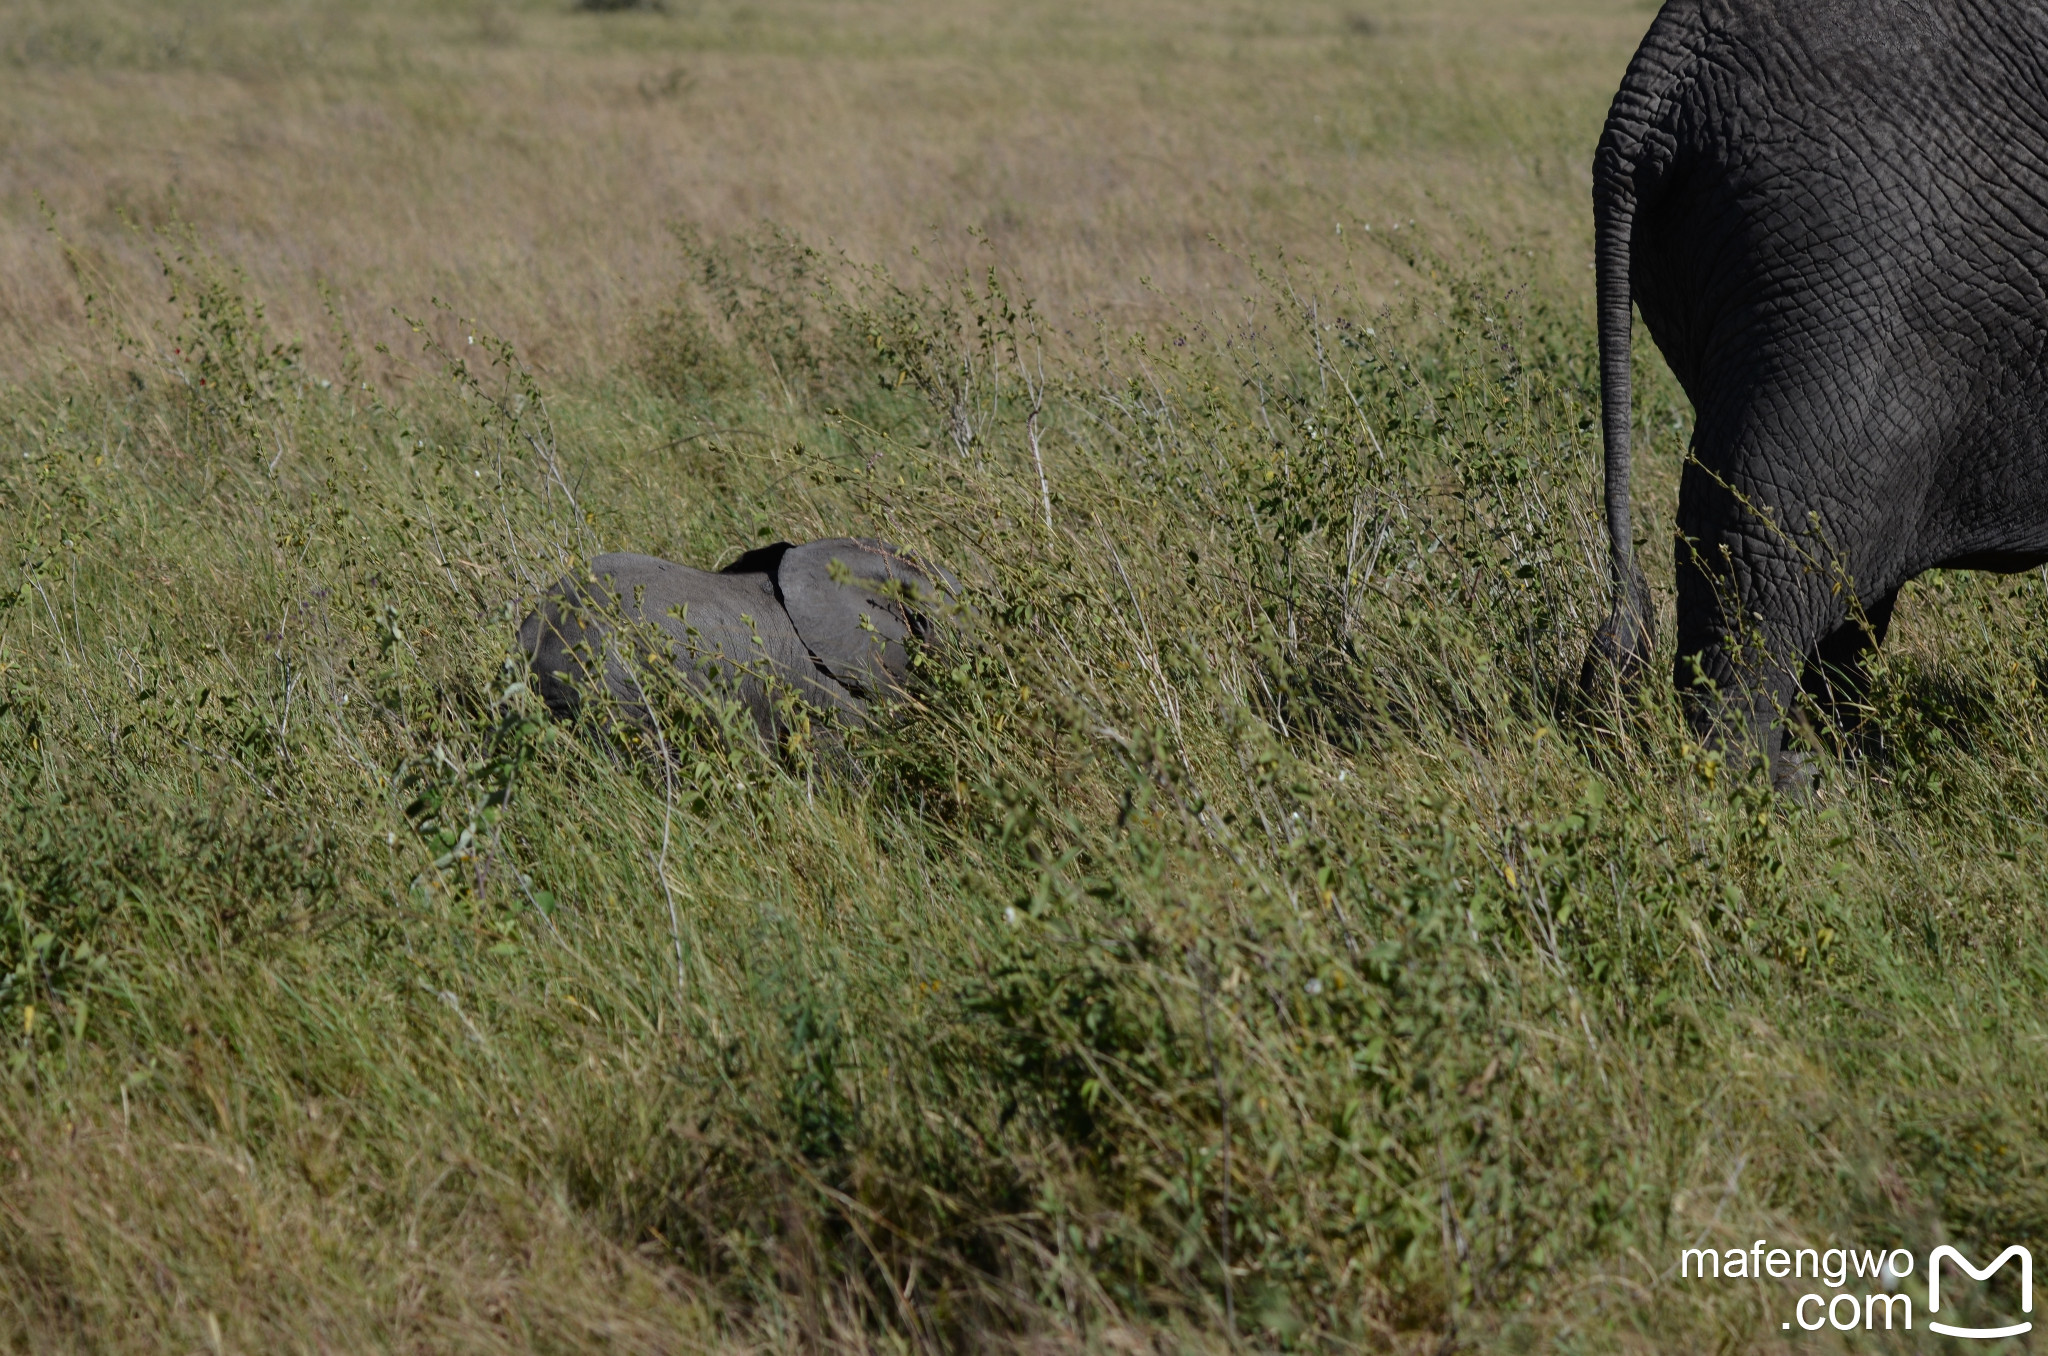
[{"xmin": 5, "ymin": 219, "xmax": 2048, "ymax": 1353}]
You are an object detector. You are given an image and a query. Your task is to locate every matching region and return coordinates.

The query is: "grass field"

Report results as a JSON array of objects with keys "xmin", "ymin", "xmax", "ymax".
[
  {"xmin": 2, "ymin": 0, "xmax": 1643, "ymax": 380},
  {"xmin": 6, "ymin": 0, "xmax": 2048, "ymax": 1351}
]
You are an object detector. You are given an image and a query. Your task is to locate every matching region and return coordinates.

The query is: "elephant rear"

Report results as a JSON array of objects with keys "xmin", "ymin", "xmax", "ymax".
[{"xmin": 1589, "ymin": 0, "xmax": 2048, "ymax": 778}]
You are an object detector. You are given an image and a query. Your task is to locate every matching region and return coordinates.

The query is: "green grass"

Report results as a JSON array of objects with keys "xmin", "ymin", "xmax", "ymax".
[
  {"xmin": 6, "ymin": 219, "xmax": 2048, "ymax": 1353},
  {"xmin": 6, "ymin": 3, "xmax": 2048, "ymax": 1349}
]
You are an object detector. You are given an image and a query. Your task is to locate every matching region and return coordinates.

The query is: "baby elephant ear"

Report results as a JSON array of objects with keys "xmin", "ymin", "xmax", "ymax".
[{"xmin": 776, "ymin": 537, "xmax": 955, "ymax": 699}]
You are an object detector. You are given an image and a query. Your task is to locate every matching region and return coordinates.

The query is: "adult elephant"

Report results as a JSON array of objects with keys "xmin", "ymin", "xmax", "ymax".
[{"xmin": 1585, "ymin": 0, "xmax": 2048, "ymax": 785}]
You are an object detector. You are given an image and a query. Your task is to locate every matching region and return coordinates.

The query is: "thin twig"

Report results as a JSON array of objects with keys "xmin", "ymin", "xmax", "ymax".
[
  {"xmin": 1018, "ymin": 339, "xmax": 1052, "ymax": 531},
  {"xmin": 1192, "ymin": 949, "xmax": 1237, "ymax": 1342},
  {"xmin": 611, "ymin": 632, "xmax": 689, "ymax": 997}
]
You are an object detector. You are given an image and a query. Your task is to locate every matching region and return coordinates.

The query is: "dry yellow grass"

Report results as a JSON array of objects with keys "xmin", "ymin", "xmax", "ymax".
[{"xmin": 1, "ymin": 0, "xmax": 1649, "ymax": 383}]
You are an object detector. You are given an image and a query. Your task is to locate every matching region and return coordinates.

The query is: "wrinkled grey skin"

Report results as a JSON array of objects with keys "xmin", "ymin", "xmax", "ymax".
[
  {"xmin": 518, "ymin": 538, "xmax": 955, "ymax": 745},
  {"xmin": 1586, "ymin": 0, "xmax": 2048, "ymax": 784}
]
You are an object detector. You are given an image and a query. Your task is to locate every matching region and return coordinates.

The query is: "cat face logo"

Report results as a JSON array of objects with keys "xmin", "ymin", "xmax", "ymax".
[{"xmin": 1928, "ymin": 1245, "xmax": 2033, "ymax": 1340}]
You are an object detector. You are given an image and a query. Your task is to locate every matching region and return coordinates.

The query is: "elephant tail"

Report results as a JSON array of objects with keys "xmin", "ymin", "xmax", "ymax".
[{"xmin": 1581, "ymin": 129, "xmax": 1657, "ymax": 692}]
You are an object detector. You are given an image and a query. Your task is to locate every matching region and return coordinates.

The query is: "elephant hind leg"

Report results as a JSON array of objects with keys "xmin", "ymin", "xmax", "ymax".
[
  {"xmin": 1673, "ymin": 526, "xmax": 1876, "ymax": 792},
  {"xmin": 1795, "ymin": 586, "xmax": 1898, "ymax": 745}
]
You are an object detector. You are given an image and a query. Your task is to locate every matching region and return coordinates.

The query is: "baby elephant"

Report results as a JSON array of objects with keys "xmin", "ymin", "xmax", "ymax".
[{"xmin": 518, "ymin": 537, "xmax": 955, "ymax": 745}]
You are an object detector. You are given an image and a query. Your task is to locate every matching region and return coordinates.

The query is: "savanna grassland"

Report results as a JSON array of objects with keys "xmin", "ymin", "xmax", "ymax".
[{"xmin": 3, "ymin": 1, "xmax": 2047, "ymax": 1352}]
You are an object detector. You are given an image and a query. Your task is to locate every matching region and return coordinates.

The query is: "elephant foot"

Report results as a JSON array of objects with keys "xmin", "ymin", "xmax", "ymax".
[{"xmin": 1770, "ymin": 749, "xmax": 1821, "ymax": 802}]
